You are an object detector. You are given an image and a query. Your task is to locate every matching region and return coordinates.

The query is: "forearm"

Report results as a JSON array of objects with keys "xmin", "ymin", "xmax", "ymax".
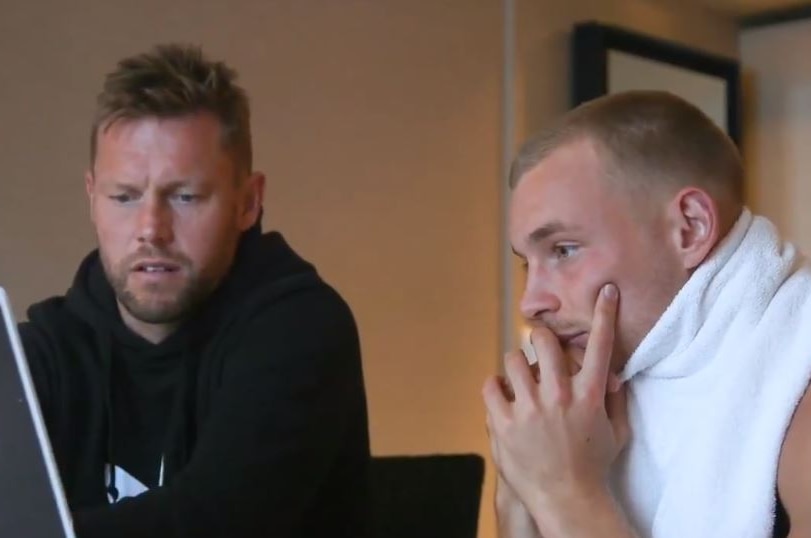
[{"xmin": 529, "ymin": 488, "xmax": 637, "ymax": 538}]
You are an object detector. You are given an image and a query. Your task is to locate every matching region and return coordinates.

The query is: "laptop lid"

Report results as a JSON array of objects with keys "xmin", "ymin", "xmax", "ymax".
[{"xmin": 0, "ymin": 287, "xmax": 75, "ymax": 538}]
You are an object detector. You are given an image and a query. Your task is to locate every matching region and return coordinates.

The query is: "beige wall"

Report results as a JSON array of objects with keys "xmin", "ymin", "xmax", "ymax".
[
  {"xmin": 0, "ymin": 1, "xmax": 736, "ymax": 537},
  {"xmin": 741, "ymin": 19, "xmax": 811, "ymax": 256}
]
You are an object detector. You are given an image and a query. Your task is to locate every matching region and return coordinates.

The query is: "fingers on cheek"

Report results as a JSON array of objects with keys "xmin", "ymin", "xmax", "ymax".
[
  {"xmin": 593, "ymin": 282, "xmax": 617, "ymax": 319},
  {"xmin": 597, "ymin": 286, "xmax": 619, "ymax": 345}
]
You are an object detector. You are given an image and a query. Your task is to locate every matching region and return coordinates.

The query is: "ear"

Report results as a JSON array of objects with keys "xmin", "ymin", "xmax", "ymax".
[
  {"xmin": 665, "ymin": 188, "xmax": 720, "ymax": 271},
  {"xmin": 238, "ymin": 171, "xmax": 265, "ymax": 231},
  {"xmin": 85, "ymin": 170, "xmax": 97, "ymax": 225}
]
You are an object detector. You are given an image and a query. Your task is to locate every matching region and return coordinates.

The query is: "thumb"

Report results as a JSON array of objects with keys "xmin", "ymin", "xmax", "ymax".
[{"xmin": 606, "ymin": 384, "xmax": 631, "ymax": 449}]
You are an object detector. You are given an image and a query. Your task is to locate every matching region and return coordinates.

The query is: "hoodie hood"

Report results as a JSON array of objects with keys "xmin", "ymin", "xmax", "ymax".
[{"xmin": 63, "ymin": 220, "xmax": 316, "ymax": 348}]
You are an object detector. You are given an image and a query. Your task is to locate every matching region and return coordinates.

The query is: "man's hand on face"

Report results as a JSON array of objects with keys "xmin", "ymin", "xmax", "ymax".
[{"xmin": 483, "ymin": 284, "xmax": 632, "ymax": 537}]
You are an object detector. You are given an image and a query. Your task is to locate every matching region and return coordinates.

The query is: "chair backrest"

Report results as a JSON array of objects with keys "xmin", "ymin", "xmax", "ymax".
[{"xmin": 369, "ymin": 453, "xmax": 485, "ymax": 538}]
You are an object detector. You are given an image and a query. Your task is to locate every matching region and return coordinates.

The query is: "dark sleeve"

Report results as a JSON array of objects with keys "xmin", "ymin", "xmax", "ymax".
[{"xmin": 72, "ymin": 285, "xmax": 369, "ymax": 538}]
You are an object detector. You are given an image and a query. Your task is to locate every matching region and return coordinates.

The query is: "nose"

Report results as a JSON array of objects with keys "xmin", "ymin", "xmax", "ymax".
[
  {"xmin": 519, "ymin": 271, "xmax": 561, "ymax": 322},
  {"xmin": 136, "ymin": 196, "xmax": 173, "ymax": 246}
]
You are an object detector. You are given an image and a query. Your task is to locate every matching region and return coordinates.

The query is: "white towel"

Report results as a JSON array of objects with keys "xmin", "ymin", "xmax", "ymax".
[{"xmin": 611, "ymin": 207, "xmax": 811, "ymax": 538}]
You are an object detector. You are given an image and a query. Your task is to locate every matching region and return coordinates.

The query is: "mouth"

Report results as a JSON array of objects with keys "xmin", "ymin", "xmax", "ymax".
[
  {"xmin": 131, "ymin": 260, "xmax": 182, "ymax": 274},
  {"xmin": 557, "ymin": 331, "xmax": 588, "ymax": 349}
]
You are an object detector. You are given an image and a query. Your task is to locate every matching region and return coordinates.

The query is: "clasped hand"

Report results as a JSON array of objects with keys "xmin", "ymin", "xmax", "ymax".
[{"xmin": 483, "ymin": 283, "xmax": 630, "ymax": 535}]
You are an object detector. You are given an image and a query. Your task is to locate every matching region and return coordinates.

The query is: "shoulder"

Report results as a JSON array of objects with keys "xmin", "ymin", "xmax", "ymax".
[
  {"xmin": 778, "ymin": 379, "xmax": 811, "ymax": 532},
  {"xmin": 16, "ymin": 296, "xmax": 93, "ymax": 418},
  {"xmin": 218, "ymin": 230, "xmax": 359, "ymax": 342},
  {"xmin": 18, "ymin": 295, "xmax": 99, "ymax": 389},
  {"xmin": 213, "ymin": 274, "xmax": 361, "ymax": 371},
  {"xmin": 20, "ymin": 295, "xmax": 94, "ymax": 353},
  {"xmin": 247, "ymin": 273, "xmax": 357, "ymax": 336},
  {"xmin": 19, "ymin": 297, "xmax": 76, "ymax": 353},
  {"xmin": 244, "ymin": 273, "xmax": 355, "ymax": 332}
]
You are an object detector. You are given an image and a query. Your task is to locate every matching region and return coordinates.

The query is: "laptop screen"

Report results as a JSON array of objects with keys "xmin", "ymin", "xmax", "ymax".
[{"xmin": 0, "ymin": 289, "xmax": 74, "ymax": 538}]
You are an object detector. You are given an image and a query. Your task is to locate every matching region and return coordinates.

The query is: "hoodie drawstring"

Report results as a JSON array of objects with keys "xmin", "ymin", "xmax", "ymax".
[{"xmin": 99, "ymin": 331, "xmax": 119, "ymax": 503}]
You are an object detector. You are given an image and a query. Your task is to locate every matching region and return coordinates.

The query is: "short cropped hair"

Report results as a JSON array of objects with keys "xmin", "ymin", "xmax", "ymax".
[
  {"xmin": 90, "ymin": 43, "xmax": 252, "ymax": 176},
  {"xmin": 509, "ymin": 90, "xmax": 743, "ymax": 202}
]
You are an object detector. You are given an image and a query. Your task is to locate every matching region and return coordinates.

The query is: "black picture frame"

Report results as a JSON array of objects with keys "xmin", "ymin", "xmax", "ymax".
[{"xmin": 570, "ymin": 21, "xmax": 741, "ymax": 147}]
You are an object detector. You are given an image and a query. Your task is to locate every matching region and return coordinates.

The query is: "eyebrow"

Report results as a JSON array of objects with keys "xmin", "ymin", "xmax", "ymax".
[
  {"xmin": 511, "ymin": 220, "xmax": 576, "ymax": 257},
  {"xmin": 106, "ymin": 177, "xmax": 202, "ymax": 191},
  {"xmin": 528, "ymin": 220, "xmax": 573, "ymax": 244}
]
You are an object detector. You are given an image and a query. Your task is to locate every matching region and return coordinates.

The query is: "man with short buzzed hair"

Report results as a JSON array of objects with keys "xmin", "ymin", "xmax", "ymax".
[{"xmin": 484, "ymin": 90, "xmax": 811, "ymax": 538}]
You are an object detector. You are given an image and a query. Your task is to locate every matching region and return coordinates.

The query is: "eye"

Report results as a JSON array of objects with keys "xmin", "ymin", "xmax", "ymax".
[
  {"xmin": 552, "ymin": 244, "xmax": 579, "ymax": 260},
  {"xmin": 109, "ymin": 193, "xmax": 134, "ymax": 203},
  {"xmin": 174, "ymin": 193, "xmax": 200, "ymax": 204}
]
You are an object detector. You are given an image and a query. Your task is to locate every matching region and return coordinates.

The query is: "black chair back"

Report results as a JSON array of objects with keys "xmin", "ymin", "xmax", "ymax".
[{"xmin": 369, "ymin": 453, "xmax": 485, "ymax": 538}]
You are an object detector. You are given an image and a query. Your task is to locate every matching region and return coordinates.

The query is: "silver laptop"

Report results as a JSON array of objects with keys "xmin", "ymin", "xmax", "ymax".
[{"xmin": 0, "ymin": 287, "xmax": 75, "ymax": 538}]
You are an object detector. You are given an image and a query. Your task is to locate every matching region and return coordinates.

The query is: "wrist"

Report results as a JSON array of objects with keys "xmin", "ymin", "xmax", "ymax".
[{"xmin": 529, "ymin": 483, "xmax": 621, "ymax": 537}]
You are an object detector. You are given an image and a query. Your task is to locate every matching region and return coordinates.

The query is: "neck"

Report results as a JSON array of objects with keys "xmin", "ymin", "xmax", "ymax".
[
  {"xmin": 620, "ymin": 208, "xmax": 755, "ymax": 380},
  {"xmin": 117, "ymin": 302, "xmax": 179, "ymax": 344}
]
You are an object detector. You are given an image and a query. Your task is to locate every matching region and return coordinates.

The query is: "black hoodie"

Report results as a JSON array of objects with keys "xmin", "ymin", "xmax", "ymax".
[{"xmin": 18, "ymin": 223, "xmax": 370, "ymax": 537}]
